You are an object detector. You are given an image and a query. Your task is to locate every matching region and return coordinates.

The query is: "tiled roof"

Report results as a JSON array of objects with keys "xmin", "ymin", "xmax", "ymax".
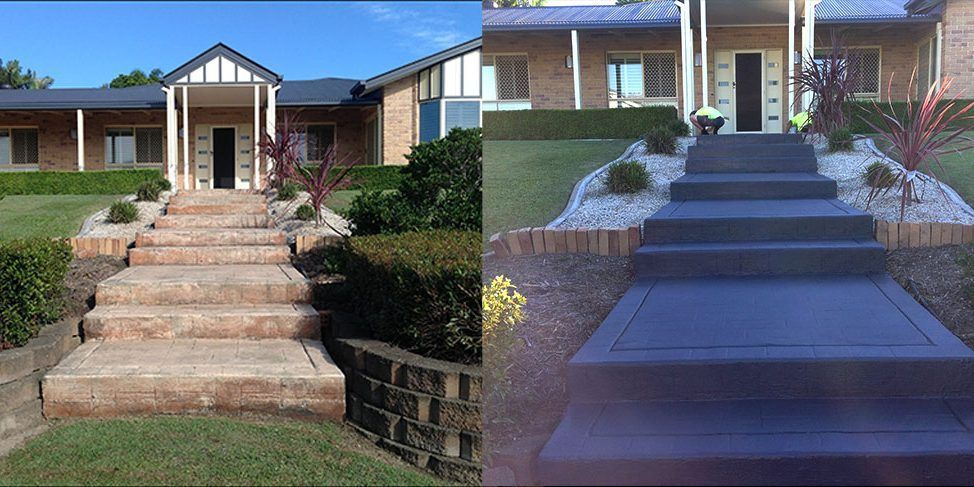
[{"xmin": 482, "ymin": 2, "xmax": 680, "ymax": 31}]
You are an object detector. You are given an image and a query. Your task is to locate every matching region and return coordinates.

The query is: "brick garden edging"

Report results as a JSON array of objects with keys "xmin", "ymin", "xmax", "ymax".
[
  {"xmin": 322, "ymin": 312, "xmax": 481, "ymax": 484},
  {"xmin": 876, "ymin": 220, "xmax": 974, "ymax": 250},
  {"xmin": 67, "ymin": 237, "xmax": 130, "ymax": 258},
  {"xmin": 0, "ymin": 320, "xmax": 80, "ymax": 454}
]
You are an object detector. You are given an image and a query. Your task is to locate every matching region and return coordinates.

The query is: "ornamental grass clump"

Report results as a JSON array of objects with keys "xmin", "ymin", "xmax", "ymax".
[
  {"xmin": 295, "ymin": 204, "xmax": 316, "ymax": 221},
  {"xmin": 862, "ymin": 161, "xmax": 896, "ymax": 188},
  {"xmin": 862, "ymin": 74, "xmax": 974, "ymax": 220},
  {"xmin": 827, "ymin": 126, "xmax": 854, "ymax": 153},
  {"xmin": 792, "ymin": 33, "xmax": 859, "ymax": 134},
  {"xmin": 606, "ymin": 160, "xmax": 651, "ymax": 194},
  {"xmin": 107, "ymin": 200, "xmax": 139, "ymax": 224},
  {"xmin": 136, "ymin": 180, "xmax": 161, "ymax": 202},
  {"xmin": 644, "ymin": 125, "xmax": 677, "ymax": 155},
  {"xmin": 276, "ymin": 181, "xmax": 300, "ymax": 202}
]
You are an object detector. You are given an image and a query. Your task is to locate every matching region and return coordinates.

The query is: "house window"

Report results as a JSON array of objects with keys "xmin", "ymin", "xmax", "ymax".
[
  {"xmin": 445, "ymin": 101, "xmax": 480, "ymax": 131},
  {"xmin": 365, "ymin": 117, "xmax": 380, "ymax": 165},
  {"xmin": 304, "ymin": 124, "xmax": 335, "ymax": 162},
  {"xmin": 0, "ymin": 128, "xmax": 39, "ymax": 166},
  {"xmin": 419, "ymin": 100, "xmax": 441, "ymax": 142},
  {"xmin": 917, "ymin": 37, "xmax": 938, "ymax": 98},
  {"xmin": 106, "ymin": 127, "xmax": 162, "ymax": 166},
  {"xmin": 814, "ymin": 47, "xmax": 882, "ymax": 98},
  {"xmin": 607, "ymin": 51, "xmax": 678, "ymax": 108},
  {"xmin": 419, "ymin": 65, "xmax": 441, "ymax": 101},
  {"xmin": 482, "ymin": 54, "xmax": 531, "ymax": 111}
]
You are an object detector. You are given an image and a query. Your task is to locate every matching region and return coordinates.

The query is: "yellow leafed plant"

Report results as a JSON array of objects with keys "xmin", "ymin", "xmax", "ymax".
[{"xmin": 482, "ymin": 276, "xmax": 527, "ymax": 410}]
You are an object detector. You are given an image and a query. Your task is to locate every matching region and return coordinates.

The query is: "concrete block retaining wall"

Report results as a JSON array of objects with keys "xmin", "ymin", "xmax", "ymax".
[{"xmin": 322, "ymin": 313, "xmax": 482, "ymax": 484}]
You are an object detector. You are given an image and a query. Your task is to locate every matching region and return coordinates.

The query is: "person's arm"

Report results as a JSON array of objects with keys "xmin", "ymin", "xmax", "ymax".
[{"xmin": 689, "ymin": 115, "xmax": 704, "ymax": 134}]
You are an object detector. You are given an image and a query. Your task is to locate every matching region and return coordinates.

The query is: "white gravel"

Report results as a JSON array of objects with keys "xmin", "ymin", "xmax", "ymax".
[
  {"xmin": 554, "ymin": 135, "xmax": 974, "ymax": 228},
  {"xmin": 267, "ymin": 189, "xmax": 350, "ymax": 237},
  {"xmin": 79, "ymin": 192, "xmax": 170, "ymax": 240}
]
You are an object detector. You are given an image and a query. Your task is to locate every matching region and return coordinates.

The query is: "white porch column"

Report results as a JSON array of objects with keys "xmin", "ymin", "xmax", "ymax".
[
  {"xmin": 76, "ymin": 109, "xmax": 84, "ymax": 171},
  {"xmin": 935, "ymin": 21, "xmax": 943, "ymax": 91},
  {"xmin": 182, "ymin": 86, "xmax": 190, "ymax": 190},
  {"xmin": 571, "ymin": 30, "xmax": 581, "ymax": 110},
  {"xmin": 265, "ymin": 84, "xmax": 277, "ymax": 186},
  {"xmin": 165, "ymin": 87, "xmax": 177, "ymax": 190},
  {"xmin": 700, "ymin": 0, "xmax": 709, "ymax": 107},
  {"xmin": 801, "ymin": 0, "xmax": 817, "ymax": 110},
  {"xmin": 253, "ymin": 85, "xmax": 260, "ymax": 189},
  {"xmin": 788, "ymin": 0, "xmax": 796, "ymax": 119},
  {"xmin": 677, "ymin": 1, "xmax": 691, "ymax": 122},
  {"xmin": 686, "ymin": 22, "xmax": 695, "ymax": 113}
]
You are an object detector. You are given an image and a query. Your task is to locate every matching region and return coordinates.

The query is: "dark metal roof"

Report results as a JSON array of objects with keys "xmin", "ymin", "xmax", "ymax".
[
  {"xmin": 162, "ymin": 43, "xmax": 282, "ymax": 85},
  {"xmin": 352, "ymin": 37, "xmax": 482, "ymax": 96},
  {"xmin": 482, "ymin": 2, "xmax": 680, "ymax": 31},
  {"xmin": 817, "ymin": 0, "xmax": 939, "ymax": 24},
  {"xmin": 0, "ymin": 85, "xmax": 165, "ymax": 110},
  {"xmin": 277, "ymin": 78, "xmax": 378, "ymax": 106}
]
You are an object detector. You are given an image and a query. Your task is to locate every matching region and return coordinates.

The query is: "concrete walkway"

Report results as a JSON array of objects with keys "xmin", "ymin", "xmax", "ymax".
[
  {"xmin": 43, "ymin": 190, "xmax": 344, "ymax": 420},
  {"xmin": 537, "ymin": 134, "xmax": 974, "ymax": 485}
]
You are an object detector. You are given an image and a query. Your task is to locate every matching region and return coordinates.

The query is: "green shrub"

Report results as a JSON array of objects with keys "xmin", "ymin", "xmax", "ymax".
[
  {"xmin": 0, "ymin": 239, "xmax": 72, "ymax": 348},
  {"xmin": 344, "ymin": 166, "xmax": 404, "ymax": 191},
  {"xmin": 295, "ymin": 204, "xmax": 316, "ymax": 221},
  {"xmin": 606, "ymin": 160, "xmax": 651, "ymax": 194},
  {"xmin": 644, "ymin": 126, "xmax": 678, "ymax": 155},
  {"xmin": 0, "ymin": 169, "xmax": 164, "ymax": 195},
  {"xmin": 136, "ymin": 181, "xmax": 161, "ymax": 202},
  {"xmin": 862, "ymin": 161, "xmax": 896, "ymax": 188},
  {"xmin": 845, "ymin": 99, "xmax": 974, "ymax": 133},
  {"xmin": 827, "ymin": 126, "xmax": 854, "ymax": 152},
  {"xmin": 341, "ymin": 230, "xmax": 480, "ymax": 364},
  {"xmin": 669, "ymin": 119, "xmax": 691, "ymax": 137},
  {"xmin": 344, "ymin": 127, "xmax": 481, "ymax": 236},
  {"xmin": 276, "ymin": 181, "xmax": 301, "ymax": 201},
  {"xmin": 107, "ymin": 200, "xmax": 139, "ymax": 224},
  {"xmin": 483, "ymin": 106, "xmax": 678, "ymax": 140},
  {"xmin": 153, "ymin": 178, "xmax": 172, "ymax": 192}
]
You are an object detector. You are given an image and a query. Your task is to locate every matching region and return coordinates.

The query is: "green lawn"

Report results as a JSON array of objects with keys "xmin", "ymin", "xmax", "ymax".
[
  {"xmin": 0, "ymin": 194, "xmax": 124, "ymax": 240},
  {"xmin": 483, "ymin": 139, "xmax": 636, "ymax": 245},
  {"xmin": 0, "ymin": 417, "xmax": 440, "ymax": 486},
  {"xmin": 323, "ymin": 189, "xmax": 361, "ymax": 213},
  {"xmin": 873, "ymin": 132, "xmax": 974, "ymax": 205}
]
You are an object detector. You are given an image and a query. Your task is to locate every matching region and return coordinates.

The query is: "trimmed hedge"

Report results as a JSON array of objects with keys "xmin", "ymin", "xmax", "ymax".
[
  {"xmin": 0, "ymin": 169, "xmax": 165, "ymax": 195},
  {"xmin": 483, "ymin": 106, "xmax": 679, "ymax": 140},
  {"xmin": 344, "ymin": 166, "xmax": 404, "ymax": 191},
  {"xmin": 845, "ymin": 99, "xmax": 974, "ymax": 134},
  {"xmin": 0, "ymin": 239, "xmax": 72, "ymax": 348},
  {"xmin": 341, "ymin": 230, "xmax": 480, "ymax": 364}
]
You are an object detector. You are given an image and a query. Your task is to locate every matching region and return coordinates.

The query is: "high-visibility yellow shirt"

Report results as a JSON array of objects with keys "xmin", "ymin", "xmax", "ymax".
[
  {"xmin": 696, "ymin": 106, "xmax": 723, "ymax": 119},
  {"xmin": 790, "ymin": 111, "xmax": 811, "ymax": 130}
]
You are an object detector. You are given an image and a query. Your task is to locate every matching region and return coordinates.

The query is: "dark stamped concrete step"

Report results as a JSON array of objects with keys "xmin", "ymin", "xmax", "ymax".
[
  {"xmin": 565, "ymin": 276, "xmax": 974, "ymax": 402},
  {"xmin": 689, "ymin": 143, "xmax": 814, "ymax": 159},
  {"xmin": 686, "ymin": 155, "xmax": 818, "ymax": 173},
  {"xmin": 635, "ymin": 239, "xmax": 886, "ymax": 277},
  {"xmin": 670, "ymin": 173, "xmax": 837, "ymax": 200},
  {"xmin": 694, "ymin": 133, "xmax": 804, "ymax": 146},
  {"xmin": 537, "ymin": 397, "xmax": 974, "ymax": 486},
  {"xmin": 643, "ymin": 199, "xmax": 874, "ymax": 243}
]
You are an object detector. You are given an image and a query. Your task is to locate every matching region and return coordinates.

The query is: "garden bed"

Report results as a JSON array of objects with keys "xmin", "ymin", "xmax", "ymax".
[
  {"xmin": 77, "ymin": 192, "xmax": 170, "ymax": 241},
  {"xmin": 268, "ymin": 189, "xmax": 349, "ymax": 238}
]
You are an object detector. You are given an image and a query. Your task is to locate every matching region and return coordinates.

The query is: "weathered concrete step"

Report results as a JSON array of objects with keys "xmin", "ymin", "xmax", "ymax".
[
  {"xmin": 129, "ymin": 245, "xmax": 290, "ymax": 266},
  {"xmin": 155, "ymin": 214, "xmax": 271, "ymax": 229},
  {"xmin": 0, "ymin": 399, "xmax": 45, "ymax": 442},
  {"xmin": 643, "ymin": 199, "xmax": 873, "ymax": 243},
  {"xmin": 670, "ymin": 173, "xmax": 837, "ymax": 200},
  {"xmin": 43, "ymin": 339, "xmax": 344, "ymax": 420},
  {"xmin": 96, "ymin": 265, "xmax": 311, "ymax": 305},
  {"xmin": 537, "ymin": 398, "xmax": 974, "ymax": 485},
  {"xmin": 685, "ymin": 155, "xmax": 818, "ymax": 173},
  {"xmin": 635, "ymin": 239, "xmax": 886, "ymax": 277},
  {"xmin": 136, "ymin": 228, "xmax": 286, "ymax": 247},
  {"xmin": 689, "ymin": 143, "xmax": 814, "ymax": 159},
  {"xmin": 84, "ymin": 304, "xmax": 320, "ymax": 340},
  {"xmin": 168, "ymin": 193, "xmax": 266, "ymax": 206},
  {"xmin": 167, "ymin": 202, "xmax": 267, "ymax": 215},
  {"xmin": 694, "ymin": 133, "xmax": 804, "ymax": 146}
]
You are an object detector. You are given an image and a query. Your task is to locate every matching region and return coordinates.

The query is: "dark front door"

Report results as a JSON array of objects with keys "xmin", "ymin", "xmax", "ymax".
[
  {"xmin": 212, "ymin": 128, "xmax": 235, "ymax": 189},
  {"xmin": 735, "ymin": 53, "xmax": 763, "ymax": 132}
]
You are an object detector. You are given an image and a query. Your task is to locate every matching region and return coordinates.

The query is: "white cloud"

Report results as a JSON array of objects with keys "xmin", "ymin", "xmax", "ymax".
[{"xmin": 363, "ymin": 3, "xmax": 468, "ymax": 53}]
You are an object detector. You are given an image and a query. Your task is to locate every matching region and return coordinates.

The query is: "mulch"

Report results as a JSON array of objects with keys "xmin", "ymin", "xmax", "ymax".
[
  {"xmin": 62, "ymin": 255, "xmax": 127, "ymax": 321},
  {"xmin": 482, "ymin": 253, "xmax": 633, "ymax": 464}
]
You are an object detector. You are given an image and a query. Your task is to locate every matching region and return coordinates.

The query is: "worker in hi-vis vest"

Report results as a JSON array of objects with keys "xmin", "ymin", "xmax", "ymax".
[
  {"xmin": 689, "ymin": 106, "xmax": 726, "ymax": 135},
  {"xmin": 787, "ymin": 111, "xmax": 812, "ymax": 133}
]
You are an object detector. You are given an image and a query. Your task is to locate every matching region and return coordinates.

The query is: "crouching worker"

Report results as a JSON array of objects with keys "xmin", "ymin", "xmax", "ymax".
[
  {"xmin": 787, "ymin": 111, "xmax": 812, "ymax": 133},
  {"xmin": 689, "ymin": 106, "xmax": 726, "ymax": 135}
]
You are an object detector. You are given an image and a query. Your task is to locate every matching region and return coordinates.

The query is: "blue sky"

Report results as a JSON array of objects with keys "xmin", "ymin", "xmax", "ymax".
[{"xmin": 2, "ymin": 1, "xmax": 482, "ymax": 88}]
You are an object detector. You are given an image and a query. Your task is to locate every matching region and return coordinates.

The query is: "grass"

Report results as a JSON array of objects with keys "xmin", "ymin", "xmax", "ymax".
[
  {"xmin": 872, "ymin": 131, "xmax": 974, "ymax": 205},
  {"xmin": 0, "ymin": 417, "xmax": 441, "ymax": 486},
  {"xmin": 483, "ymin": 139, "xmax": 636, "ymax": 245},
  {"xmin": 0, "ymin": 194, "xmax": 124, "ymax": 240},
  {"xmin": 323, "ymin": 189, "xmax": 362, "ymax": 213}
]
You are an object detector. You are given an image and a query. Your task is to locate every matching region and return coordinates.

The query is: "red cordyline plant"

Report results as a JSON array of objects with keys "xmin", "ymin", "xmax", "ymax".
[
  {"xmin": 257, "ymin": 111, "xmax": 302, "ymax": 189},
  {"xmin": 292, "ymin": 143, "xmax": 354, "ymax": 233},
  {"xmin": 862, "ymin": 74, "xmax": 974, "ymax": 220},
  {"xmin": 791, "ymin": 33, "xmax": 860, "ymax": 134}
]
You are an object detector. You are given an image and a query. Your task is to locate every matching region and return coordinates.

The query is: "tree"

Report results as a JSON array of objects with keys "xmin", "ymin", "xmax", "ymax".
[
  {"xmin": 105, "ymin": 68, "xmax": 164, "ymax": 88},
  {"xmin": 491, "ymin": 0, "xmax": 546, "ymax": 7},
  {"xmin": 0, "ymin": 59, "xmax": 53, "ymax": 89}
]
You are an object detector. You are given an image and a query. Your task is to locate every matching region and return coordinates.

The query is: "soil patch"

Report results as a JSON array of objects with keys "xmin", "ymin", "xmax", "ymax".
[
  {"xmin": 62, "ymin": 256, "xmax": 127, "ymax": 322},
  {"xmin": 886, "ymin": 245, "xmax": 974, "ymax": 348},
  {"xmin": 482, "ymin": 253, "xmax": 633, "ymax": 463}
]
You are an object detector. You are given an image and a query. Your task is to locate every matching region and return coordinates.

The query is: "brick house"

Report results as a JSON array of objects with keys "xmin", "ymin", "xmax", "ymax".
[
  {"xmin": 482, "ymin": 0, "xmax": 967, "ymax": 133},
  {"xmin": 0, "ymin": 39, "xmax": 482, "ymax": 189}
]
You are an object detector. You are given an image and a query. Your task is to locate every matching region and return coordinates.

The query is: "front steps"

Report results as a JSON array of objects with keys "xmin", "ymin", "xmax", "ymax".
[
  {"xmin": 43, "ymin": 190, "xmax": 344, "ymax": 420},
  {"xmin": 537, "ymin": 134, "xmax": 974, "ymax": 484}
]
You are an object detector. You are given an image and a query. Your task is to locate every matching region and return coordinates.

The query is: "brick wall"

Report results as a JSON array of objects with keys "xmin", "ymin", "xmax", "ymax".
[
  {"xmin": 0, "ymin": 111, "xmax": 84, "ymax": 171},
  {"xmin": 381, "ymin": 77, "xmax": 418, "ymax": 165},
  {"xmin": 943, "ymin": 0, "xmax": 974, "ymax": 98},
  {"xmin": 485, "ymin": 31, "xmax": 577, "ymax": 109}
]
